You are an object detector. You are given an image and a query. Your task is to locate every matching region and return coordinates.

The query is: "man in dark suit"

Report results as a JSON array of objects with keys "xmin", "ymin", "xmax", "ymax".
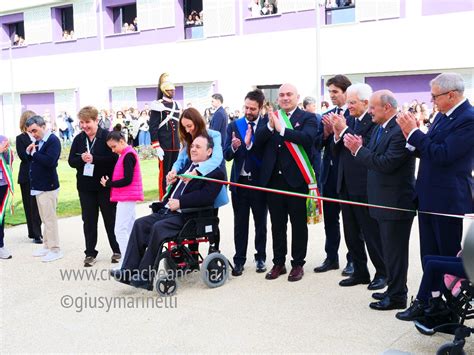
[
  {"xmin": 255, "ymin": 83, "xmax": 318, "ymax": 282},
  {"xmin": 314, "ymin": 75, "xmax": 353, "ymax": 275},
  {"xmin": 210, "ymin": 93, "xmax": 228, "ymax": 178},
  {"xmin": 111, "ymin": 135, "xmax": 225, "ymax": 289},
  {"xmin": 331, "ymin": 83, "xmax": 386, "ymax": 290},
  {"xmin": 224, "ymin": 89, "xmax": 268, "ymax": 276},
  {"xmin": 397, "ymin": 73, "xmax": 474, "ymax": 259},
  {"xmin": 345, "ymin": 90, "xmax": 416, "ymax": 311}
]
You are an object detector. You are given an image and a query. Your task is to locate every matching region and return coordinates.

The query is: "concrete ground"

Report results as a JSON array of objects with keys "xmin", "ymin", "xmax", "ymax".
[{"xmin": 1, "ymin": 201, "xmax": 472, "ymax": 354}]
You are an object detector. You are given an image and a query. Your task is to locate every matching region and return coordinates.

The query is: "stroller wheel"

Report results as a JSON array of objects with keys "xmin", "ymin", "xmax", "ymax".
[
  {"xmin": 201, "ymin": 253, "xmax": 229, "ymax": 288},
  {"xmin": 156, "ymin": 276, "xmax": 178, "ymax": 297},
  {"xmin": 436, "ymin": 341, "xmax": 466, "ymax": 355}
]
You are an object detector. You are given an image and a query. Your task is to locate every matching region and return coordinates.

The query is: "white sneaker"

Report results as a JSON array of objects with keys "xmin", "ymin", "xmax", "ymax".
[
  {"xmin": 0, "ymin": 247, "xmax": 12, "ymax": 259},
  {"xmin": 33, "ymin": 247, "xmax": 49, "ymax": 257},
  {"xmin": 42, "ymin": 250, "xmax": 64, "ymax": 262}
]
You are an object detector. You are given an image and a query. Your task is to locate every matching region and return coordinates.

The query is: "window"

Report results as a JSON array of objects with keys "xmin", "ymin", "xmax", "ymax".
[
  {"xmin": 248, "ymin": 0, "xmax": 279, "ymax": 17},
  {"xmin": 8, "ymin": 21, "xmax": 25, "ymax": 46},
  {"xmin": 184, "ymin": 0, "xmax": 203, "ymax": 39},
  {"xmin": 325, "ymin": 0, "xmax": 356, "ymax": 25},
  {"xmin": 257, "ymin": 85, "xmax": 281, "ymax": 109},
  {"xmin": 52, "ymin": 6, "xmax": 74, "ymax": 41},
  {"xmin": 112, "ymin": 3, "xmax": 138, "ymax": 33}
]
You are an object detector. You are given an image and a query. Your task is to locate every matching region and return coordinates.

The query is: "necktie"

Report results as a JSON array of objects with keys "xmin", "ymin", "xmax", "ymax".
[
  {"xmin": 353, "ymin": 118, "xmax": 359, "ymax": 132},
  {"xmin": 336, "ymin": 107, "xmax": 343, "ymax": 114},
  {"xmin": 171, "ymin": 163, "xmax": 198, "ymax": 200},
  {"xmin": 375, "ymin": 126, "xmax": 384, "ymax": 144},
  {"xmin": 244, "ymin": 123, "xmax": 256, "ymax": 174}
]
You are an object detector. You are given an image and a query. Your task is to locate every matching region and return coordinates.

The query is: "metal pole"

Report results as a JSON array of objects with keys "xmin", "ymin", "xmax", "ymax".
[{"xmin": 315, "ymin": 0, "xmax": 322, "ymax": 103}]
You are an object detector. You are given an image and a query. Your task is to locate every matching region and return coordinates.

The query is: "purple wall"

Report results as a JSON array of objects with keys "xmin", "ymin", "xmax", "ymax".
[
  {"xmin": 51, "ymin": 8, "xmax": 63, "ymax": 42},
  {"xmin": 20, "ymin": 92, "xmax": 56, "ymax": 120},
  {"xmin": 422, "ymin": 0, "xmax": 474, "ymax": 16},
  {"xmin": 136, "ymin": 87, "xmax": 156, "ymax": 110},
  {"xmin": 242, "ymin": 6, "xmax": 316, "ymax": 35},
  {"xmin": 365, "ymin": 73, "xmax": 440, "ymax": 107},
  {"xmin": 0, "ymin": 13, "xmax": 24, "ymax": 44}
]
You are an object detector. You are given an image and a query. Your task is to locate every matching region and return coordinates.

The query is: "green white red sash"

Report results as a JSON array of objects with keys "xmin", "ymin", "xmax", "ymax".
[
  {"xmin": 276, "ymin": 110, "xmax": 322, "ymax": 224},
  {"xmin": 0, "ymin": 148, "xmax": 14, "ymax": 223}
]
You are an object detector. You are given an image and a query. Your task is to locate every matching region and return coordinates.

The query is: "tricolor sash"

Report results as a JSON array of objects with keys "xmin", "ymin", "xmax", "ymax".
[
  {"xmin": 276, "ymin": 110, "xmax": 322, "ymax": 224},
  {"xmin": 0, "ymin": 148, "xmax": 14, "ymax": 223}
]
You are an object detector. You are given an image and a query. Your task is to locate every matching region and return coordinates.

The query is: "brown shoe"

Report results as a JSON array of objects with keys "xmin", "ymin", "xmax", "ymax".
[
  {"xmin": 288, "ymin": 265, "xmax": 304, "ymax": 282},
  {"xmin": 265, "ymin": 265, "xmax": 287, "ymax": 280}
]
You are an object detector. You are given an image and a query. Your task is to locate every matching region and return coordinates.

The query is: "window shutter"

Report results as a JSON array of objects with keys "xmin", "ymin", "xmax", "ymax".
[{"xmin": 24, "ymin": 6, "xmax": 52, "ymax": 44}]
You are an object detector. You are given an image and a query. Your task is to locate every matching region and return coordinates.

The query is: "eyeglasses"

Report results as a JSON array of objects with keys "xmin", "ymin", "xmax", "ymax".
[{"xmin": 431, "ymin": 90, "xmax": 454, "ymax": 100}]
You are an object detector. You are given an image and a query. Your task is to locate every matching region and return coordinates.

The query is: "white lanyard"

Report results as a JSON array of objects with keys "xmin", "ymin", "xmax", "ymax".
[{"xmin": 86, "ymin": 137, "xmax": 96, "ymax": 153}]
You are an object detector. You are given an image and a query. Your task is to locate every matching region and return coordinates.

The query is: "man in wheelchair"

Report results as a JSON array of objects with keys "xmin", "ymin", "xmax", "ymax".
[{"xmin": 110, "ymin": 134, "xmax": 224, "ymax": 289}]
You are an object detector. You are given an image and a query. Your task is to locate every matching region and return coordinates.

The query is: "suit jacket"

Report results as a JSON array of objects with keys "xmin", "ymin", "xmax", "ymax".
[
  {"xmin": 255, "ymin": 107, "xmax": 318, "ymax": 188},
  {"xmin": 311, "ymin": 113, "xmax": 323, "ymax": 179},
  {"xmin": 318, "ymin": 108, "xmax": 351, "ymax": 188},
  {"xmin": 16, "ymin": 132, "xmax": 34, "ymax": 184},
  {"xmin": 355, "ymin": 117, "xmax": 416, "ymax": 220},
  {"xmin": 209, "ymin": 106, "xmax": 228, "ymax": 149},
  {"xmin": 408, "ymin": 99, "xmax": 474, "ymax": 214},
  {"xmin": 166, "ymin": 163, "xmax": 224, "ymax": 209},
  {"xmin": 223, "ymin": 116, "xmax": 267, "ymax": 192},
  {"xmin": 29, "ymin": 134, "xmax": 61, "ymax": 192},
  {"xmin": 333, "ymin": 111, "xmax": 376, "ymax": 195}
]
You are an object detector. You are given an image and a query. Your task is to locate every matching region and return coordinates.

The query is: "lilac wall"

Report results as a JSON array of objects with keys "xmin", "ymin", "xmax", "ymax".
[
  {"xmin": 365, "ymin": 73, "xmax": 440, "ymax": 107},
  {"xmin": 0, "ymin": 13, "xmax": 24, "ymax": 44},
  {"xmin": 136, "ymin": 87, "xmax": 156, "ymax": 110},
  {"xmin": 20, "ymin": 92, "xmax": 56, "ymax": 119},
  {"xmin": 422, "ymin": 0, "xmax": 474, "ymax": 16},
  {"xmin": 242, "ymin": 7, "xmax": 316, "ymax": 35},
  {"xmin": 51, "ymin": 8, "xmax": 63, "ymax": 42}
]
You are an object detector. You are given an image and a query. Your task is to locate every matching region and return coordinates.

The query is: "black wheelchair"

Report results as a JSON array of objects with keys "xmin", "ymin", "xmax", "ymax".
[
  {"xmin": 148, "ymin": 202, "xmax": 231, "ymax": 297},
  {"xmin": 414, "ymin": 221, "xmax": 474, "ymax": 355}
]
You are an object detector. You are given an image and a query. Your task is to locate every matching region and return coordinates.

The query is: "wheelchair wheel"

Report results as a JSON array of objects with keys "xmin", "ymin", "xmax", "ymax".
[
  {"xmin": 436, "ymin": 341, "xmax": 466, "ymax": 355},
  {"xmin": 155, "ymin": 276, "xmax": 178, "ymax": 297},
  {"xmin": 201, "ymin": 253, "xmax": 229, "ymax": 288}
]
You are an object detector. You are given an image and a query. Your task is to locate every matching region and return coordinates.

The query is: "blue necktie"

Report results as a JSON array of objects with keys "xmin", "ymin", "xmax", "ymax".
[
  {"xmin": 171, "ymin": 163, "xmax": 198, "ymax": 200},
  {"xmin": 353, "ymin": 118, "xmax": 359, "ymax": 132},
  {"xmin": 375, "ymin": 126, "xmax": 384, "ymax": 144}
]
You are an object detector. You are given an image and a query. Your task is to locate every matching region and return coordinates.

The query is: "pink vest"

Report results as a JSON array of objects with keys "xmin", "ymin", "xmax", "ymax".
[{"xmin": 110, "ymin": 145, "xmax": 144, "ymax": 202}]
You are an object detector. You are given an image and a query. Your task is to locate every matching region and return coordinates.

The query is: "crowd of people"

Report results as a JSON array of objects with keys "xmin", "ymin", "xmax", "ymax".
[
  {"xmin": 326, "ymin": 0, "xmax": 354, "ymax": 9},
  {"xmin": 12, "ymin": 33, "xmax": 26, "ymax": 46},
  {"xmin": 61, "ymin": 30, "xmax": 75, "ymax": 40},
  {"xmin": 185, "ymin": 10, "xmax": 203, "ymax": 27},
  {"xmin": 0, "ymin": 72, "xmax": 472, "ymax": 328},
  {"xmin": 248, "ymin": 0, "xmax": 278, "ymax": 17},
  {"xmin": 122, "ymin": 18, "xmax": 138, "ymax": 33}
]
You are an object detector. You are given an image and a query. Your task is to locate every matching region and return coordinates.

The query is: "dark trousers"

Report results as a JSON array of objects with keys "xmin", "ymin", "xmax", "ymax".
[
  {"xmin": 231, "ymin": 177, "xmax": 267, "ymax": 265},
  {"xmin": 122, "ymin": 211, "xmax": 184, "ymax": 273},
  {"xmin": 378, "ymin": 218, "xmax": 413, "ymax": 301},
  {"xmin": 20, "ymin": 182, "xmax": 42, "ymax": 239},
  {"xmin": 417, "ymin": 255, "xmax": 466, "ymax": 302},
  {"xmin": 79, "ymin": 189, "xmax": 119, "ymax": 257},
  {"xmin": 159, "ymin": 150, "xmax": 179, "ymax": 200},
  {"xmin": 340, "ymin": 187, "xmax": 385, "ymax": 279},
  {"xmin": 321, "ymin": 165, "xmax": 350, "ymax": 263},
  {"xmin": 419, "ymin": 213, "xmax": 463, "ymax": 260},
  {"xmin": 0, "ymin": 185, "xmax": 6, "ymax": 247},
  {"xmin": 267, "ymin": 173, "xmax": 308, "ymax": 267}
]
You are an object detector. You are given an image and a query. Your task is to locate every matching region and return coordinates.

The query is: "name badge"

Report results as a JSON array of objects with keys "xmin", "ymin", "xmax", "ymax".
[{"xmin": 83, "ymin": 163, "xmax": 95, "ymax": 177}]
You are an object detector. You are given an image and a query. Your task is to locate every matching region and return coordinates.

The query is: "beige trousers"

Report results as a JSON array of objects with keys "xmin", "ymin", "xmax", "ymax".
[{"xmin": 36, "ymin": 189, "xmax": 60, "ymax": 251}]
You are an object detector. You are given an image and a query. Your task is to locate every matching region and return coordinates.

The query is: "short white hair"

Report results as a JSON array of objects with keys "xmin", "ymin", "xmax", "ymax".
[
  {"xmin": 430, "ymin": 73, "xmax": 464, "ymax": 94},
  {"xmin": 346, "ymin": 83, "xmax": 373, "ymax": 101}
]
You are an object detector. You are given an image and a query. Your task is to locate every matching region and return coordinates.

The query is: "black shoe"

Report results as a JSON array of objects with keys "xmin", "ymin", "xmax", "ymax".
[
  {"xmin": 370, "ymin": 297, "xmax": 406, "ymax": 311},
  {"xmin": 33, "ymin": 238, "xmax": 43, "ymax": 244},
  {"xmin": 110, "ymin": 269, "xmax": 132, "ymax": 285},
  {"xmin": 255, "ymin": 259, "xmax": 266, "ymax": 273},
  {"xmin": 395, "ymin": 299, "xmax": 427, "ymax": 321},
  {"xmin": 339, "ymin": 276, "xmax": 370, "ymax": 287},
  {"xmin": 232, "ymin": 264, "xmax": 244, "ymax": 276},
  {"xmin": 314, "ymin": 258, "xmax": 339, "ymax": 273},
  {"xmin": 341, "ymin": 261, "xmax": 354, "ymax": 276},
  {"xmin": 372, "ymin": 291, "xmax": 387, "ymax": 300},
  {"xmin": 130, "ymin": 274, "xmax": 153, "ymax": 291},
  {"xmin": 424, "ymin": 297, "xmax": 450, "ymax": 317},
  {"xmin": 368, "ymin": 277, "xmax": 387, "ymax": 291}
]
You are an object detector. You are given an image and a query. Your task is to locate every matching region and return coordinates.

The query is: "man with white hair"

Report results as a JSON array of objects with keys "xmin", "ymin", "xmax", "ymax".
[
  {"xmin": 330, "ymin": 83, "xmax": 386, "ymax": 290},
  {"xmin": 397, "ymin": 73, "xmax": 474, "ymax": 259},
  {"xmin": 345, "ymin": 90, "xmax": 416, "ymax": 311}
]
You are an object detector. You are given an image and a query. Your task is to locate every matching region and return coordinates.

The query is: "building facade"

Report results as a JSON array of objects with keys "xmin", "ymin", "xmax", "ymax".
[{"xmin": 1, "ymin": 0, "xmax": 473, "ymax": 136}]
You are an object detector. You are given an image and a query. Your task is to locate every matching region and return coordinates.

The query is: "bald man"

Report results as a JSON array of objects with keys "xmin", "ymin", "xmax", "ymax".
[
  {"xmin": 345, "ymin": 90, "xmax": 416, "ymax": 311},
  {"xmin": 255, "ymin": 83, "xmax": 319, "ymax": 282}
]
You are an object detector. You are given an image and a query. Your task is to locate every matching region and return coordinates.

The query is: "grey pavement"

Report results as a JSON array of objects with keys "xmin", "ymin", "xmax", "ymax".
[{"xmin": 1, "ymin": 201, "xmax": 472, "ymax": 354}]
